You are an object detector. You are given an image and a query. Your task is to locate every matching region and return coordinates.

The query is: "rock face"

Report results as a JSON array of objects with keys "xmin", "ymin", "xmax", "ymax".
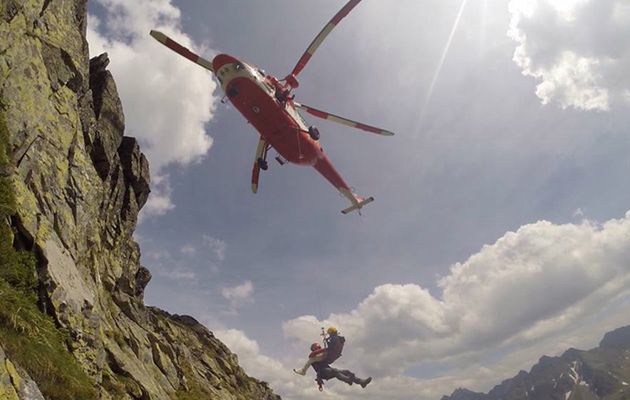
[
  {"xmin": 441, "ymin": 326, "xmax": 630, "ymax": 400},
  {"xmin": 0, "ymin": 346, "xmax": 45, "ymax": 400},
  {"xmin": 0, "ymin": 1, "xmax": 280, "ymax": 399}
]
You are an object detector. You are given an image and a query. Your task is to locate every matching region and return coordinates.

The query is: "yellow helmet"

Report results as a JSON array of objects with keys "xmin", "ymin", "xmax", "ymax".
[{"xmin": 327, "ymin": 326, "xmax": 338, "ymax": 335}]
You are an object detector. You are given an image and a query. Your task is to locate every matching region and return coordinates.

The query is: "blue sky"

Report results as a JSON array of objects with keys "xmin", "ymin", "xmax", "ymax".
[{"xmin": 87, "ymin": 1, "xmax": 630, "ymax": 398}]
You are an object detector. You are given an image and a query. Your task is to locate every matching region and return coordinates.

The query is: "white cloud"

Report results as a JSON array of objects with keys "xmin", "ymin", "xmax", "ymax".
[
  {"xmin": 202, "ymin": 234, "xmax": 227, "ymax": 261},
  {"xmin": 283, "ymin": 211, "xmax": 630, "ymax": 398},
  {"xmin": 214, "ymin": 329, "xmax": 324, "ymax": 400},
  {"xmin": 213, "ymin": 329, "xmax": 506, "ymax": 400},
  {"xmin": 155, "ymin": 267, "xmax": 196, "ymax": 281},
  {"xmin": 157, "ymin": 211, "xmax": 629, "ymax": 400},
  {"xmin": 180, "ymin": 244, "xmax": 196, "ymax": 255},
  {"xmin": 215, "ymin": 329, "xmax": 284, "ymax": 377},
  {"xmin": 139, "ymin": 173, "xmax": 174, "ymax": 219},
  {"xmin": 139, "ymin": 243, "xmax": 197, "ymax": 281},
  {"xmin": 221, "ymin": 280, "xmax": 254, "ymax": 310},
  {"xmin": 87, "ymin": 0, "xmax": 218, "ymax": 216},
  {"xmin": 508, "ymin": 0, "xmax": 630, "ymax": 111}
]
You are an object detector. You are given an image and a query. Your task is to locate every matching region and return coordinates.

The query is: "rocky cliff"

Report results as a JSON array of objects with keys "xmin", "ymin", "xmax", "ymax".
[
  {"xmin": 0, "ymin": 1, "xmax": 279, "ymax": 399},
  {"xmin": 442, "ymin": 326, "xmax": 630, "ymax": 400}
]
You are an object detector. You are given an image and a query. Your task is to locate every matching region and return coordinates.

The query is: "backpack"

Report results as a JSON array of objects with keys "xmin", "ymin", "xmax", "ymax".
[{"xmin": 324, "ymin": 335, "xmax": 345, "ymax": 364}]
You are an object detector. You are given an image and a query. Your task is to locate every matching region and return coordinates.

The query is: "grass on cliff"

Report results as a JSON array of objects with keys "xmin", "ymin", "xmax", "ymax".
[
  {"xmin": 0, "ymin": 112, "xmax": 97, "ymax": 399},
  {"xmin": 174, "ymin": 361, "xmax": 214, "ymax": 400}
]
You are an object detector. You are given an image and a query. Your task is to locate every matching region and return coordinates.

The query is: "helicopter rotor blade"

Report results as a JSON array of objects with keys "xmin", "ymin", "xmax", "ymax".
[
  {"xmin": 294, "ymin": 102, "xmax": 395, "ymax": 137},
  {"xmin": 289, "ymin": 0, "xmax": 362, "ymax": 79},
  {"xmin": 150, "ymin": 30, "xmax": 214, "ymax": 72}
]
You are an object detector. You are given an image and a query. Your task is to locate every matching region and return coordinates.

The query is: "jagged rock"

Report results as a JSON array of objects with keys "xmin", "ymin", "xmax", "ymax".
[
  {"xmin": 134, "ymin": 265, "xmax": 152, "ymax": 298},
  {"xmin": 2, "ymin": 0, "xmax": 22, "ymax": 23},
  {"xmin": 600, "ymin": 325, "xmax": 630, "ymax": 349},
  {"xmin": 0, "ymin": 346, "xmax": 45, "ymax": 400},
  {"xmin": 441, "ymin": 326, "xmax": 630, "ymax": 400},
  {"xmin": 88, "ymin": 52, "xmax": 125, "ymax": 180},
  {"xmin": 89, "ymin": 52, "xmax": 110, "ymax": 77},
  {"xmin": 441, "ymin": 388, "xmax": 485, "ymax": 400},
  {"xmin": 562, "ymin": 348, "xmax": 583, "ymax": 360},
  {"xmin": 0, "ymin": 0, "xmax": 281, "ymax": 399},
  {"xmin": 118, "ymin": 137, "xmax": 150, "ymax": 209},
  {"xmin": 41, "ymin": 41, "xmax": 83, "ymax": 93}
]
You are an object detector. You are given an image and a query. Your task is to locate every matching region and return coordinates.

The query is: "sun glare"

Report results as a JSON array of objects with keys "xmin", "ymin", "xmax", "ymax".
[
  {"xmin": 419, "ymin": 0, "xmax": 469, "ymax": 121},
  {"xmin": 509, "ymin": 0, "xmax": 537, "ymax": 18},
  {"xmin": 549, "ymin": 0, "xmax": 589, "ymax": 20}
]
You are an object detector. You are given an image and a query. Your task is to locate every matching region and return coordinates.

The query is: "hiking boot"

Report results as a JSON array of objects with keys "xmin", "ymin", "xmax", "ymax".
[{"xmin": 359, "ymin": 377, "xmax": 372, "ymax": 388}]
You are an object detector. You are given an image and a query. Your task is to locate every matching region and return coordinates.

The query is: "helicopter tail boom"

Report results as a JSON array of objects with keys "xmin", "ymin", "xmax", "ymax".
[
  {"xmin": 338, "ymin": 187, "xmax": 374, "ymax": 215},
  {"xmin": 341, "ymin": 196, "xmax": 374, "ymax": 215}
]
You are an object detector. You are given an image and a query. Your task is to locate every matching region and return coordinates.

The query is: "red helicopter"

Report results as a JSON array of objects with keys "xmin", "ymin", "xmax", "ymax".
[{"xmin": 150, "ymin": 0, "xmax": 394, "ymax": 214}]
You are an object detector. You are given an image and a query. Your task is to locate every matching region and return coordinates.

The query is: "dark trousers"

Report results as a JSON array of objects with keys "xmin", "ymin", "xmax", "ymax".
[{"xmin": 318, "ymin": 367, "xmax": 359, "ymax": 385}]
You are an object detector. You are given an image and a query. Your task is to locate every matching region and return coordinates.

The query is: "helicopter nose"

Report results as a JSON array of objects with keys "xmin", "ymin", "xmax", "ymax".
[{"xmin": 212, "ymin": 54, "xmax": 239, "ymax": 72}]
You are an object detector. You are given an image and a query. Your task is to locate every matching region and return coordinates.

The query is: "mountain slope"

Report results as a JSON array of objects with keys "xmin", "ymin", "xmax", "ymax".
[
  {"xmin": 442, "ymin": 326, "xmax": 630, "ymax": 400},
  {"xmin": 0, "ymin": 1, "xmax": 279, "ymax": 399}
]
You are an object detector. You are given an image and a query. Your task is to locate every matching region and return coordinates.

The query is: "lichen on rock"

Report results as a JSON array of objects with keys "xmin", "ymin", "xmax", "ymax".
[
  {"xmin": 0, "ymin": 346, "xmax": 45, "ymax": 400},
  {"xmin": 0, "ymin": 0, "xmax": 280, "ymax": 399}
]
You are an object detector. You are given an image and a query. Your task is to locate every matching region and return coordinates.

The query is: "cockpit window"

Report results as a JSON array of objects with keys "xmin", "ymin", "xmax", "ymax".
[
  {"xmin": 286, "ymin": 106, "xmax": 308, "ymax": 129},
  {"xmin": 234, "ymin": 62, "xmax": 244, "ymax": 71},
  {"xmin": 296, "ymin": 109, "xmax": 308, "ymax": 126}
]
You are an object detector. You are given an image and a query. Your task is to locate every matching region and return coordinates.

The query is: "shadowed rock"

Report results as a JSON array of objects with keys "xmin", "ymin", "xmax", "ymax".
[{"xmin": 0, "ymin": 1, "xmax": 281, "ymax": 399}]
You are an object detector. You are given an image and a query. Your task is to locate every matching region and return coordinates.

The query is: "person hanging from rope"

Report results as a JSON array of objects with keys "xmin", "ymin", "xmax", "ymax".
[
  {"xmin": 293, "ymin": 326, "xmax": 372, "ymax": 391},
  {"xmin": 293, "ymin": 342, "xmax": 328, "ymax": 376},
  {"xmin": 293, "ymin": 326, "xmax": 332, "ymax": 376}
]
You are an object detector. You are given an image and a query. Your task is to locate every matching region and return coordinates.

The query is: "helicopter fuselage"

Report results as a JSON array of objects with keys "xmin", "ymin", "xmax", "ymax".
[
  {"xmin": 150, "ymin": 0, "xmax": 387, "ymax": 213},
  {"xmin": 213, "ymin": 54, "xmax": 320, "ymax": 165},
  {"xmin": 212, "ymin": 53, "xmax": 353, "ymax": 195}
]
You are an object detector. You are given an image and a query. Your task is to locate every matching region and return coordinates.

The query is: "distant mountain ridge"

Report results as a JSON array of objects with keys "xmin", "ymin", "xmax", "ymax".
[{"xmin": 442, "ymin": 325, "xmax": 630, "ymax": 400}]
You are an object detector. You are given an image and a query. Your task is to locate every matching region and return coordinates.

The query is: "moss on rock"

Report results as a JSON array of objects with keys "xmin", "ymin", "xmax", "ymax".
[
  {"xmin": 1, "ymin": 2, "xmax": 281, "ymax": 399},
  {"xmin": 0, "ymin": 109, "xmax": 97, "ymax": 400}
]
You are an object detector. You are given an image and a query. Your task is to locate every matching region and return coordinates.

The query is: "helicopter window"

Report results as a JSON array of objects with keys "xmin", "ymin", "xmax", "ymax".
[
  {"xmin": 227, "ymin": 84, "xmax": 239, "ymax": 98},
  {"xmin": 234, "ymin": 62, "xmax": 244, "ymax": 71},
  {"xmin": 288, "ymin": 107, "xmax": 308, "ymax": 129},
  {"xmin": 295, "ymin": 109, "xmax": 307, "ymax": 125},
  {"xmin": 264, "ymin": 83, "xmax": 275, "ymax": 94}
]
